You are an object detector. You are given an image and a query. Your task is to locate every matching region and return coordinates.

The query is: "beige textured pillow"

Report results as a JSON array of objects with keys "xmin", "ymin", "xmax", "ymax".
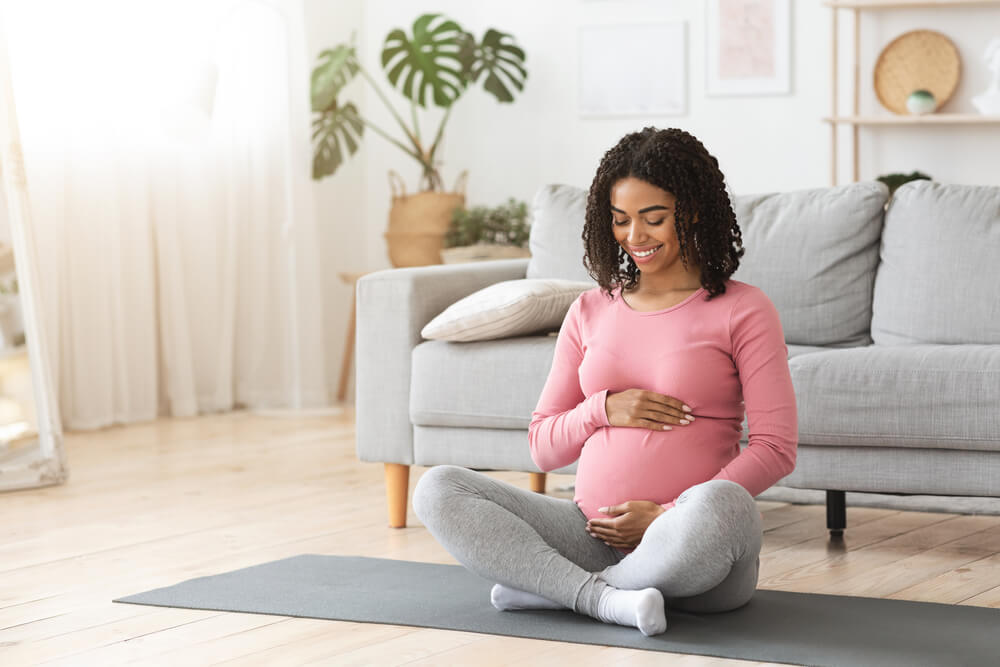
[{"xmin": 421, "ymin": 279, "xmax": 595, "ymax": 342}]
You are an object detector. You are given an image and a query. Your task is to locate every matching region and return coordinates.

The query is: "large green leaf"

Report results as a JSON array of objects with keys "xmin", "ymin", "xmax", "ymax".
[
  {"xmin": 464, "ymin": 29, "xmax": 527, "ymax": 103},
  {"xmin": 381, "ymin": 13, "xmax": 467, "ymax": 108},
  {"xmin": 312, "ymin": 101, "xmax": 364, "ymax": 179},
  {"xmin": 311, "ymin": 44, "xmax": 359, "ymax": 112}
]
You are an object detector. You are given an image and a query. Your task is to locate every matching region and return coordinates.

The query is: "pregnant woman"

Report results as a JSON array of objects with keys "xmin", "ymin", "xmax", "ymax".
[{"xmin": 412, "ymin": 126, "xmax": 798, "ymax": 636}]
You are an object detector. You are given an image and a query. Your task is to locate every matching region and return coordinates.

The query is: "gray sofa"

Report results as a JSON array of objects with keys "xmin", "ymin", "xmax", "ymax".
[{"xmin": 355, "ymin": 179, "xmax": 1000, "ymax": 535}]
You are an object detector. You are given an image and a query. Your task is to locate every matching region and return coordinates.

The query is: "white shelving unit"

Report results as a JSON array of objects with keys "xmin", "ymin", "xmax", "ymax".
[{"xmin": 824, "ymin": 0, "xmax": 1000, "ymax": 184}]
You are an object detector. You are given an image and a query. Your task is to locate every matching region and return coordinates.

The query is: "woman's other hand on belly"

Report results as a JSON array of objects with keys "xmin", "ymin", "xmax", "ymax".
[{"xmin": 584, "ymin": 500, "xmax": 666, "ymax": 550}]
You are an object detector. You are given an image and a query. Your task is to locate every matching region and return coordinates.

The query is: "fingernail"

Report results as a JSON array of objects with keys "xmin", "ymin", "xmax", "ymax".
[{"xmin": 683, "ymin": 404, "xmax": 691, "ymax": 412}]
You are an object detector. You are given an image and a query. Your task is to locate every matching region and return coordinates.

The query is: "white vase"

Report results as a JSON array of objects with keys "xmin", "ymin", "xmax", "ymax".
[
  {"xmin": 973, "ymin": 38, "xmax": 1000, "ymax": 115},
  {"xmin": 972, "ymin": 88, "xmax": 1000, "ymax": 115},
  {"xmin": 906, "ymin": 90, "xmax": 937, "ymax": 115}
]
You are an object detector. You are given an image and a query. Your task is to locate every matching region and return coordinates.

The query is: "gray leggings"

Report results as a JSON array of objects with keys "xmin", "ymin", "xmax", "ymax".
[{"xmin": 412, "ymin": 465, "xmax": 763, "ymax": 619}]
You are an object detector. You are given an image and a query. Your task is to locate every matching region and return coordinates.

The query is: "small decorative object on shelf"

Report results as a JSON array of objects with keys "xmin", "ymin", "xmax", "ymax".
[
  {"xmin": 972, "ymin": 38, "xmax": 1000, "ymax": 115},
  {"xmin": 906, "ymin": 89, "xmax": 937, "ymax": 114},
  {"xmin": 825, "ymin": 2, "xmax": 1000, "ymax": 186},
  {"xmin": 873, "ymin": 29, "xmax": 960, "ymax": 116}
]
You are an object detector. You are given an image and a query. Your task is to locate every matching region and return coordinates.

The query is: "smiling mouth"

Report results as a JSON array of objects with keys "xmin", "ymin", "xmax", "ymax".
[{"xmin": 631, "ymin": 244, "xmax": 663, "ymax": 257}]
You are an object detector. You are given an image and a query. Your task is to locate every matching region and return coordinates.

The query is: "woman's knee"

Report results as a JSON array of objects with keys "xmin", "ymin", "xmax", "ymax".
[
  {"xmin": 412, "ymin": 464, "xmax": 467, "ymax": 521},
  {"xmin": 680, "ymin": 480, "xmax": 762, "ymax": 551},
  {"xmin": 685, "ymin": 480, "xmax": 756, "ymax": 517}
]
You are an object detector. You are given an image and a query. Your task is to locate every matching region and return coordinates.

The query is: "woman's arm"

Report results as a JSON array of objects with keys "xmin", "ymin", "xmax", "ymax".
[
  {"xmin": 528, "ymin": 296, "xmax": 611, "ymax": 472},
  {"xmin": 703, "ymin": 289, "xmax": 799, "ymax": 496}
]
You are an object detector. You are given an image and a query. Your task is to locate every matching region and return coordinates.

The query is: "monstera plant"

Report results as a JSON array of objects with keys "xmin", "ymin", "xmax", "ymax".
[
  {"xmin": 310, "ymin": 13, "xmax": 528, "ymax": 192},
  {"xmin": 310, "ymin": 14, "xmax": 528, "ymax": 268}
]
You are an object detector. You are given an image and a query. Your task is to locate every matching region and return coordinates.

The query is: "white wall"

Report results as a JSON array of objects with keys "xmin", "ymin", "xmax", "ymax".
[
  {"xmin": 840, "ymin": 6, "xmax": 1000, "ymax": 185},
  {"xmin": 302, "ymin": 0, "xmax": 1000, "ymax": 399},
  {"xmin": 0, "ymin": 2, "xmax": 994, "ymax": 405},
  {"xmin": 303, "ymin": 0, "xmax": 1000, "ymax": 276},
  {"xmin": 357, "ymin": 0, "xmax": 831, "ymax": 275}
]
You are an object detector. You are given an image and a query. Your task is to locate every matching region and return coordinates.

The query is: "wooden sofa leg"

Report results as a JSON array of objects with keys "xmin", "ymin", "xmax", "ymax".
[
  {"xmin": 826, "ymin": 489, "xmax": 845, "ymax": 538},
  {"xmin": 529, "ymin": 472, "xmax": 546, "ymax": 494},
  {"xmin": 385, "ymin": 463, "xmax": 410, "ymax": 529}
]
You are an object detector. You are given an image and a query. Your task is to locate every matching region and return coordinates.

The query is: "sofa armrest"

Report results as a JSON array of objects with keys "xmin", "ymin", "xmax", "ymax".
[{"xmin": 355, "ymin": 257, "xmax": 530, "ymax": 465}]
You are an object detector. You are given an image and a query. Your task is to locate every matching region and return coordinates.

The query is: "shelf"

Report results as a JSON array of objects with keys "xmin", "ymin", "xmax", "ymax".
[
  {"xmin": 825, "ymin": 0, "xmax": 1000, "ymax": 183},
  {"xmin": 824, "ymin": 1, "xmax": 1000, "ymax": 9},
  {"xmin": 825, "ymin": 114, "xmax": 1000, "ymax": 124}
]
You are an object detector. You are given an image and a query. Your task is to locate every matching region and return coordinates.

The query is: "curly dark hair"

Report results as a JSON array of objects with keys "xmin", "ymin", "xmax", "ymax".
[{"xmin": 582, "ymin": 127, "xmax": 744, "ymax": 302}]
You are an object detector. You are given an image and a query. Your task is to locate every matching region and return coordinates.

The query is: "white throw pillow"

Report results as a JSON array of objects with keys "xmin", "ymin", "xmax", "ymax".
[{"xmin": 421, "ymin": 279, "xmax": 596, "ymax": 342}]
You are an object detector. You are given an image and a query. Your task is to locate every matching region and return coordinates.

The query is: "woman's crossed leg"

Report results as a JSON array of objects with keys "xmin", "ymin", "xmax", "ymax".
[
  {"xmin": 596, "ymin": 478, "xmax": 763, "ymax": 614},
  {"xmin": 412, "ymin": 465, "xmax": 761, "ymax": 635}
]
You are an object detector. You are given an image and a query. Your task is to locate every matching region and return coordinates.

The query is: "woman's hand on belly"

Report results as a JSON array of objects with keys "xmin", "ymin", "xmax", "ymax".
[
  {"xmin": 585, "ymin": 500, "xmax": 666, "ymax": 550},
  {"xmin": 605, "ymin": 389, "xmax": 694, "ymax": 431}
]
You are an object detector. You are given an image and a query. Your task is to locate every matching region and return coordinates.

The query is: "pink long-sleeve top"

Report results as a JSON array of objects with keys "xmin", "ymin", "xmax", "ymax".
[{"xmin": 528, "ymin": 280, "xmax": 798, "ymax": 555}]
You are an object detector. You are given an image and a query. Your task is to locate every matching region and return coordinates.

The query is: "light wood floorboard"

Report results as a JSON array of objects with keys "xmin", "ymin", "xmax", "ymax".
[{"xmin": 2, "ymin": 409, "xmax": 998, "ymax": 665}]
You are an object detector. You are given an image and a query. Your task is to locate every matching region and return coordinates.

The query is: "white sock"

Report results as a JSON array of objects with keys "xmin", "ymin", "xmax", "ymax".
[
  {"xmin": 596, "ymin": 586, "xmax": 668, "ymax": 636},
  {"xmin": 491, "ymin": 583, "xmax": 566, "ymax": 611}
]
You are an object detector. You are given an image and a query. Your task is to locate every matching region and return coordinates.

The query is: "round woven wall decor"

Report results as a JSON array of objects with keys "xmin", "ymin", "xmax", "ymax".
[{"xmin": 873, "ymin": 29, "xmax": 961, "ymax": 115}]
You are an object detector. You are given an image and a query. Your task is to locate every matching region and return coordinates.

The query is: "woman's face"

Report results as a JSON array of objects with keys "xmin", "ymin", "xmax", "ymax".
[{"xmin": 610, "ymin": 176, "xmax": 697, "ymax": 281}]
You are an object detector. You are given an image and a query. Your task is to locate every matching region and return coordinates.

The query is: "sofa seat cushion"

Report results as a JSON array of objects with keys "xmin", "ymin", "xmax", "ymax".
[
  {"xmin": 414, "ymin": 337, "xmax": 999, "ymax": 456},
  {"xmin": 787, "ymin": 344, "xmax": 1000, "ymax": 452},
  {"xmin": 410, "ymin": 337, "xmax": 557, "ymax": 428}
]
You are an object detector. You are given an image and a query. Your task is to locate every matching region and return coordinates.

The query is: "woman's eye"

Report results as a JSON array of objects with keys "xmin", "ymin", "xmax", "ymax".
[{"xmin": 614, "ymin": 219, "xmax": 664, "ymax": 226}]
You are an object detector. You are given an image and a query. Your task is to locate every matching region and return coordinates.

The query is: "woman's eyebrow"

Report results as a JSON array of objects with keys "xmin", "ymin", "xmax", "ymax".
[{"xmin": 610, "ymin": 204, "xmax": 671, "ymax": 214}]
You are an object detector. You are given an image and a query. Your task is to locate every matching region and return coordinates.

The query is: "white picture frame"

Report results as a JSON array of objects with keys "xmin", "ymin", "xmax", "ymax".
[
  {"xmin": 706, "ymin": 0, "xmax": 791, "ymax": 96},
  {"xmin": 578, "ymin": 22, "xmax": 687, "ymax": 117}
]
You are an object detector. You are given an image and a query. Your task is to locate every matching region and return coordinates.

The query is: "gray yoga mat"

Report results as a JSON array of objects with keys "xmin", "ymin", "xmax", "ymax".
[{"xmin": 114, "ymin": 554, "xmax": 1000, "ymax": 667}]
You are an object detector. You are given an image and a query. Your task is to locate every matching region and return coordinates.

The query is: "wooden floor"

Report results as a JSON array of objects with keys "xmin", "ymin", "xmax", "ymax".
[{"xmin": 3, "ymin": 409, "xmax": 1000, "ymax": 666}]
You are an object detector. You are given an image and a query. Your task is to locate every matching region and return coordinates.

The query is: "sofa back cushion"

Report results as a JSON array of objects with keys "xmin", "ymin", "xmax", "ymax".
[
  {"xmin": 730, "ymin": 181, "xmax": 888, "ymax": 347},
  {"xmin": 526, "ymin": 184, "xmax": 597, "ymax": 284},
  {"xmin": 526, "ymin": 180, "xmax": 888, "ymax": 347},
  {"xmin": 872, "ymin": 181, "xmax": 1000, "ymax": 345}
]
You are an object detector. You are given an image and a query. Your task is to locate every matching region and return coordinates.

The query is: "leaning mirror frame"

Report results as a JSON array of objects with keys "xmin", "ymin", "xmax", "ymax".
[{"xmin": 0, "ymin": 16, "xmax": 67, "ymax": 492}]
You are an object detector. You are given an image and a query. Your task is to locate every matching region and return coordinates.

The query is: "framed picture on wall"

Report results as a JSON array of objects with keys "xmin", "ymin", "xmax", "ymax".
[
  {"xmin": 578, "ymin": 22, "xmax": 687, "ymax": 117},
  {"xmin": 706, "ymin": 0, "xmax": 791, "ymax": 96}
]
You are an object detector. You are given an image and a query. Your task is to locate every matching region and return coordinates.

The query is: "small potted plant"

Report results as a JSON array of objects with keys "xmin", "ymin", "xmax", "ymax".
[
  {"xmin": 440, "ymin": 198, "xmax": 532, "ymax": 263},
  {"xmin": 876, "ymin": 170, "xmax": 932, "ymax": 197},
  {"xmin": 876, "ymin": 171, "xmax": 932, "ymax": 210}
]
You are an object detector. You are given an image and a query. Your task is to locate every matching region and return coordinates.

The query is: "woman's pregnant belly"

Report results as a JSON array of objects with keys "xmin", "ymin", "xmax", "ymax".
[{"xmin": 572, "ymin": 418, "xmax": 741, "ymax": 521}]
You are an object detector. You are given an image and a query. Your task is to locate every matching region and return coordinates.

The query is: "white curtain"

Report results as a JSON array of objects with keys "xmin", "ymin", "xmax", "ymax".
[{"xmin": 2, "ymin": 0, "xmax": 332, "ymax": 430}]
